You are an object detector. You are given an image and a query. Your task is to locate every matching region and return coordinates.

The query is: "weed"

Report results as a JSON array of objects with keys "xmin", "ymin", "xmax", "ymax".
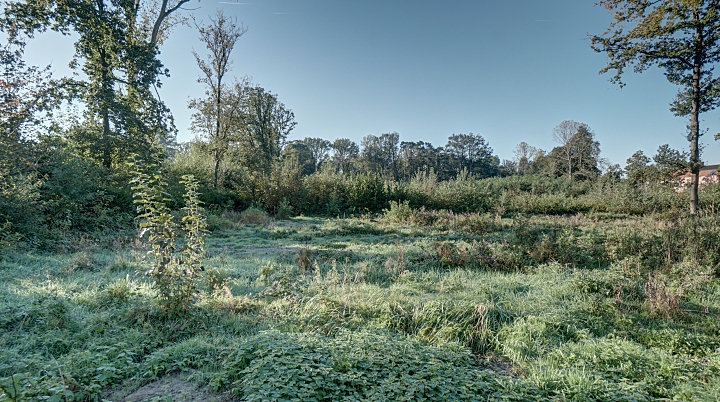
[
  {"xmin": 296, "ymin": 247, "xmax": 312, "ymax": 273},
  {"xmin": 132, "ymin": 160, "xmax": 208, "ymax": 314},
  {"xmin": 257, "ymin": 262, "xmax": 275, "ymax": 284},
  {"xmin": 204, "ymin": 268, "xmax": 232, "ymax": 291},
  {"xmin": 67, "ymin": 252, "xmax": 95, "ymax": 273}
]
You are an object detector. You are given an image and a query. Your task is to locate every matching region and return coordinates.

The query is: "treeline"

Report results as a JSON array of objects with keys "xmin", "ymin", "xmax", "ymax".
[
  {"xmin": 175, "ymin": 154, "xmax": 720, "ymax": 220},
  {"xmin": 171, "ymin": 115, "xmax": 700, "ymax": 217},
  {"xmin": 0, "ymin": 2, "xmax": 712, "ymax": 250}
]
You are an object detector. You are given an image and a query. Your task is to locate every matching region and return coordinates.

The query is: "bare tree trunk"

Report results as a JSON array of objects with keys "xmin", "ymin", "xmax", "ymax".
[
  {"xmin": 689, "ymin": 20, "xmax": 702, "ymax": 214},
  {"xmin": 100, "ymin": 46, "xmax": 112, "ymax": 169},
  {"xmin": 214, "ymin": 80, "xmax": 223, "ymax": 189},
  {"xmin": 214, "ymin": 157, "xmax": 221, "ymax": 190},
  {"xmin": 566, "ymin": 151, "xmax": 572, "ymax": 180}
]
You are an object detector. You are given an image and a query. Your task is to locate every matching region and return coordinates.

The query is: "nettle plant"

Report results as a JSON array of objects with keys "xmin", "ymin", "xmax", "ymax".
[{"xmin": 131, "ymin": 159, "xmax": 208, "ymax": 314}]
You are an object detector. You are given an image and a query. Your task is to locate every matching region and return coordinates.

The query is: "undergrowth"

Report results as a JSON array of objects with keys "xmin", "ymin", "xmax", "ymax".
[{"xmin": 1, "ymin": 211, "xmax": 719, "ymax": 401}]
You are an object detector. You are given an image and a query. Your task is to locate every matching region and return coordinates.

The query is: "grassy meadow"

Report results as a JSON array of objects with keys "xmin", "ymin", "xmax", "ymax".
[{"xmin": 2, "ymin": 207, "xmax": 720, "ymax": 401}]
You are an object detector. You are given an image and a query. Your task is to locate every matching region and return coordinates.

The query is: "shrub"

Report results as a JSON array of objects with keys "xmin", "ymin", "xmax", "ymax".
[
  {"xmin": 276, "ymin": 198, "xmax": 294, "ymax": 220},
  {"xmin": 382, "ymin": 200, "xmax": 413, "ymax": 223},
  {"xmin": 239, "ymin": 207, "xmax": 270, "ymax": 226},
  {"xmin": 296, "ymin": 247, "xmax": 312, "ymax": 273}
]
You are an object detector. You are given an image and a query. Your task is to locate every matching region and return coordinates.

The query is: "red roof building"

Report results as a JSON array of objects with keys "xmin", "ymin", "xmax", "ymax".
[{"xmin": 676, "ymin": 164, "xmax": 720, "ymax": 187}]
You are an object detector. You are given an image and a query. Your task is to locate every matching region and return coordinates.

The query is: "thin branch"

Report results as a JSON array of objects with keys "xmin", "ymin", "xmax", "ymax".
[{"xmin": 50, "ymin": 354, "xmax": 70, "ymax": 402}]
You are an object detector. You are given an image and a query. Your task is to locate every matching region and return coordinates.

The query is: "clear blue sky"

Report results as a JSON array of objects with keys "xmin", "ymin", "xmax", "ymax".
[{"xmin": 24, "ymin": 0, "xmax": 720, "ymax": 166}]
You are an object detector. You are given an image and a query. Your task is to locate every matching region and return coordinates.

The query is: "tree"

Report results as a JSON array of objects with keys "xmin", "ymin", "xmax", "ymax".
[
  {"xmin": 498, "ymin": 159, "xmax": 518, "ymax": 177},
  {"xmin": 552, "ymin": 120, "xmax": 584, "ymax": 179},
  {"xmin": 189, "ymin": 10, "xmax": 246, "ymax": 188},
  {"xmin": 653, "ymin": 143, "xmax": 689, "ymax": 181},
  {"xmin": 237, "ymin": 85, "xmax": 296, "ymax": 176},
  {"xmin": 591, "ymin": 0, "xmax": 720, "ymax": 213},
  {"xmin": 550, "ymin": 121, "xmax": 600, "ymax": 180},
  {"xmin": 301, "ymin": 137, "xmax": 332, "ymax": 173},
  {"xmin": 571, "ymin": 126, "xmax": 602, "ymax": 180},
  {"xmin": 330, "ymin": 138, "xmax": 359, "ymax": 174},
  {"xmin": 379, "ymin": 132, "xmax": 400, "ymax": 180},
  {"xmin": 283, "ymin": 140, "xmax": 314, "ymax": 176},
  {"xmin": 444, "ymin": 133, "xmax": 498, "ymax": 178},
  {"xmin": 143, "ymin": 0, "xmax": 194, "ymax": 47},
  {"xmin": 399, "ymin": 141, "xmax": 440, "ymax": 180},
  {"xmin": 359, "ymin": 132, "xmax": 400, "ymax": 180},
  {"xmin": 0, "ymin": 27, "xmax": 54, "ymax": 143},
  {"xmin": 625, "ymin": 150, "xmax": 652, "ymax": 185},
  {"xmin": 0, "ymin": 28, "xmax": 54, "ymax": 239},
  {"xmin": 513, "ymin": 141, "xmax": 539, "ymax": 175},
  {"xmin": 5, "ymin": 0, "xmax": 183, "ymax": 168}
]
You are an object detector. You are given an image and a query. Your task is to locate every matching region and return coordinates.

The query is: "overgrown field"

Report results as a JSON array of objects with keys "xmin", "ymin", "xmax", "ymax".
[{"xmin": 2, "ymin": 209, "xmax": 720, "ymax": 401}]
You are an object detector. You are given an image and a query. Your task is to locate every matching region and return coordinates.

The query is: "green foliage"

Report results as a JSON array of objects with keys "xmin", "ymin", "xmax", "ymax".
[
  {"xmin": 444, "ymin": 132, "xmax": 499, "ymax": 179},
  {"xmin": 131, "ymin": 159, "xmax": 208, "ymax": 314},
  {"xmin": 343, "ymin": 173, "xmax": 387, "ymax": 213},
  {"xmin": 591, "ymin": 0, "xmax": 719, "ymax": 212},
  {"xmin": 238, "ymin": 207, "xmax": 269, "ymax": 226},
  {"xmin": 382, "ymin": 200, "xmax": 414, "ymax": 223},
  {"xmin": 276, "ymin": 198, "xmax": 294, "ymax": 219},
  {"xmin": 189, "ymin": 11, "xmax": 246, "ymax": 189},
  {"xmin": 6, "ymin": 0, "xmax": 177, "ymax": 169},
  {"xmin": 217, "ymin": 330, "xmax": 488, "ymax": 401},
  {"xmin": 0, "ymin": 136, "xmax": 134, "ymax": 249}
]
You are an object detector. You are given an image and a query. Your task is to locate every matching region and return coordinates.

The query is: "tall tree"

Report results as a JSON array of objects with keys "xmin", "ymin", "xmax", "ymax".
[
  {"xmin": 625, "ymin": 150, "xmax": 652, "ymax": 185},
  {"xmin": 444, "ymin": 132, "xmax": 497, "ymax": 178},
  {"xmin": 283, "ymin": 140, "xmax": 314, "ymax": 176},
  {"xmin": 571, "ymin": 125, "xmax": 602, "ymax": 180},
  {"xmin": 301, "ymin": 137, "xmax": 331, "ymax": 173},
  {"xmin": 0, "ymin": 26, "xmax": 54, "ymax": 145},
  {"xmin": 330, "ymin": 138, "xmax": 359, "ymax": 174},
  {"xmin": 379, "ymin": 131, "xmax": 400, "ymax": 180},
  {"xmin": 653, "ymin": 143, "xmax": 690, "ymax": 181},
  {"xmin": 549, "ymin": 122, "xmax": 601, "ymax": 180},
  {"xmin": 591, "ymin": 0, "xmax": 720, "ymax": 213},
  {"xmin": 4, "ymin": 0, "xmax": 184, "ymax": 168},
  {"xmin": 552, "ymin": 120, "xmax": 585, "ymax": 180},
  {"xmin": 513, "ymin": 141, "xmax": 539, "ymax": 175},
  {"xmin": 399, "ymin": 141, "xmax": 440, "ymax": 180},
  {"xmin": 359, "ymin": 132, "xmax": 400, "ymax": 180},
  {"xmin": 237, "ymin": 85, "xmax": 296, "ymax": 175},
  {"xmin": 0, "ymin": 27, "xmax": 53, "ymax": 233},
  {"xmin": 189, "ymin": 10, "xmax": 246, "ymax": 188}
]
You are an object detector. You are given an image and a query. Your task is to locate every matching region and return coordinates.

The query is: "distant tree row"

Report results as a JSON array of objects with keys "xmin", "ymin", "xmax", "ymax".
[
  {"xmin": 274, "ymin": 120, "xmax": 605, "ymax": 183},
  {"xmin": 182, "ymin": 112, "xmax": 696, "ymax": 202},
  {"xmin": 281, "ymin": 132, "xmax": 499, "ymax": 182}
]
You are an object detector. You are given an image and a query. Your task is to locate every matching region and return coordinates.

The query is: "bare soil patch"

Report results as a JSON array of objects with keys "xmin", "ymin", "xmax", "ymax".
[{"xmin": 104, "ymin": 374, "xmax": 229, "ymax": 402}]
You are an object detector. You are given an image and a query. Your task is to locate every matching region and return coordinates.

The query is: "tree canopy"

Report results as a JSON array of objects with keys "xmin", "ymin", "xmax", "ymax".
[{"xmin": 591, "ymin": 0, "xmax": 720, "ymax": 212}]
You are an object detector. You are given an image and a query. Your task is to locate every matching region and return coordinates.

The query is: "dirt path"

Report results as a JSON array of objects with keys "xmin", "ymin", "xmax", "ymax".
[{"xmin": 104, "ymin": 374, "xmax": 230, "ymax": 402}]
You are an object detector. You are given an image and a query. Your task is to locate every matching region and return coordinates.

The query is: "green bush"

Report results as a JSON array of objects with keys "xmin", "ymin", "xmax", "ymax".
[
  {"xmin": 382, "ymin": 200, "xmax": 413, "ymax": 223},
  {"xmin": 239, "ymin": 207, "xmax": 270, "ymax": 226},
  {"xmin": 276, "ymin": 198, "xmax": 294, "ymax": 219}
]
